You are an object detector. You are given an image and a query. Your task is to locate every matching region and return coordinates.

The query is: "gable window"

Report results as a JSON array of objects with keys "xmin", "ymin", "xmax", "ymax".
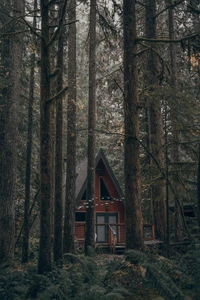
[
  {"xmin": 100, "ymin": 178, "xmax": 111, "ymax": 200},
  {"xmin": 81, "ymin": 190, "xmax": 86, "ymax": 200},
  {"xmin": 75, "ymin": 212, "xmax": 86, "ymax": 222}
]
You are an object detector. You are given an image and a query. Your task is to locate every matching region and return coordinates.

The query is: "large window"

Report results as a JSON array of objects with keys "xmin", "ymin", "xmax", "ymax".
[
  {"xmin": 96, "ymin": 213, "xmax": 118, "ymax": 242},
  {"xmin": 100, "ymin": 178, "xmax": 111, "ymax": 200}
]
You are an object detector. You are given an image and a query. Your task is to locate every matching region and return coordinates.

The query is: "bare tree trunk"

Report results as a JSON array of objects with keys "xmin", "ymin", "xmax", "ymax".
[
  {"xmin": 84, "ymin": 0, "xmax": 96, "ymax": 254},
  {"xmin": 197, "ymin": 144, "xmax": 200, "ymax": 228},
  {"xmin": 145, "ymin": 0, "xmax": 166, "ymax": 241},
  {"xmin": 123, "ymin": 0, "xmax": 144, "ymax": 250},
  {"xmin": 22, "ymin": 0, "xmax": 37, "ymax": 264},
  {"xmin": 168, "ymin": 5, "xmax": 183, "ymax": 242},
  {"xmin": 0, "ymin": 0, "xmax": 24, "ymax": 263},
  {"xmin": 54, "ymin": 2, "xmax": 65, "ymax": 261},
  {"xmin": 38, "ymin": 0, "xmax": 52, "ymax": 274},
  {"xmin": 63, "ymin": 0, "xmax": 77, "ymax": 254}
]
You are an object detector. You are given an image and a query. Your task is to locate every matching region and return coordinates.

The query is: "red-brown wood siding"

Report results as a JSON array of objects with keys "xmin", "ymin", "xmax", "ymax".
[{"xmin": 75, "ymin": 159, "xmax": 125, "ymax": 243}]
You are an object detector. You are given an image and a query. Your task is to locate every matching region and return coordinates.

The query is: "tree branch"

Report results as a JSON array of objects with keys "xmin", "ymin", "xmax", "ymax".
[
  {"xmin": 46, "ymin": 86, "xmax": 68, "ymax": 105},
  {"xmin": 136, "ymin": 32, "xmax": 200, "ymax": 43},
  {"xmin": 155, "ymin": 0, "xmax": 185, "ymax": 19},
  {"xmin": 187, "ymin": 3, "xmax": 200, "ymax": 14}
]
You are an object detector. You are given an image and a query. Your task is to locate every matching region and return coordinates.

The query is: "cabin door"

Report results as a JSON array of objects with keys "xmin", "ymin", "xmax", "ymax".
[{"xmin": 96, "ymin": 213, "xmax": 118, "ymax": 242}]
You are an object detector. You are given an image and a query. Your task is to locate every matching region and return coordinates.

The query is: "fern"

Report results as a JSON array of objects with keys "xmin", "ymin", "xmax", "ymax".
[{"xmin": 125, "ymin": 250, "xmax": 149, "ymax": 264}]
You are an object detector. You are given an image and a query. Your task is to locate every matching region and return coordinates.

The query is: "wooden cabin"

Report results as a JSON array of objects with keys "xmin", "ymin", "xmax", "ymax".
[{"xmin": 75, "ymin": 149, "xmax": 155, "ymax": 250}]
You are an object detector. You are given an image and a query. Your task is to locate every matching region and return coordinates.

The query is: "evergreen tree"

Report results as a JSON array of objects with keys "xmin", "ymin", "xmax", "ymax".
[
  {"xmin": 123, "ymin": 0, "xmax": 144, "ymax": 250},
  {"xmin": 0, "ymin": 0, "xmax": 24, "ymax": 263},
  {"xmin": 63, "ymin": 0, "xmax": 77, "ymax": 254},
  {"xmin": 85, "ymin": 0, "xmax": 97, "ymax": 254},
  {"xmin": 22, "ymin": 0, "xmax": 37, "ymax": 264},
  {"xmin": 145, "ymin": 0, "xmax": 166, "ymax": 241}
]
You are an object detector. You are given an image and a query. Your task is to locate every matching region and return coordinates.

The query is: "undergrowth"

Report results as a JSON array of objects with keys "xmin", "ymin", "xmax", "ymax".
[{"xmin": 0, "ymin": 247, "xmax": 199, "ymax": 299}]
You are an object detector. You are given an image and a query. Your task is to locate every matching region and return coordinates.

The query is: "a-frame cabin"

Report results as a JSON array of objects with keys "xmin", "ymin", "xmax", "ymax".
[
  {"xmin": 75, "ymin": 149, "xmax": 125, "ymax": 249},
  {"xmin": 75, "ymin": 149, "xmax": 155, "ymax": 251}
]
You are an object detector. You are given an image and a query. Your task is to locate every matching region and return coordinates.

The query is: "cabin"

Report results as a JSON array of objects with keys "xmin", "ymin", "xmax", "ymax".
[{"xmin": 74, "ymin": 149, "xmax": 155, "ymax": 251}]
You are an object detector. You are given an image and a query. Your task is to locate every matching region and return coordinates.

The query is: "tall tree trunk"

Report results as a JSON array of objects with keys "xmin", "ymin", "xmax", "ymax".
[
  {"xmin": 22, "ymin": 0, "xmax": 37, "ymax": 264},
  {"xmin": 0, "ymin": 0, "xmax": 24, "ymax": 263},
  {"xmin": 63, "ymin": 0, "xmax": 77, "ymax": 254},
  {"xmin": 38, "ymin": 0, "xmax": 52, "ymax": 274},
  {"xmin": 84, "ymin": 0, "xmax": 96, "ymax": 254},
  {"xmin": 54, "ymin": 2, "xmax": 65, "ymax": 261},
  {"xmin": 145, "ymin": 0, "xmax": 166, "ymax": 241},
  {"xmin": 197, "ymin": 144, "xmax": 200, "ymax": 228},
  {"xmin": 168, "ymin": 5, "xmax": 183, "ymax": 242},
  {"xmin": 123, "ymin": 0, "xmax": 144, "ymax": 250}
]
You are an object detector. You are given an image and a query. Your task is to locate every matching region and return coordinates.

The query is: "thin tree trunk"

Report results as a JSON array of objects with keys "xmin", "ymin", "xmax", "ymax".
[
  {"xmin": 84, "ymin": 0, "xmax": 96, "ymax": 254},
  {"xmin": 0, "ymin": 0, "xmax": 24, "ymax": 263},
  {"xmin": 38, "ymin": 0, "xmax": 52, "ymax": 274},
  {"xmin": 63, "ymin": 0, "xmax": 77, "ymax": 254},
  {"xmin": 54, "ymin": 2, "xmax": 65, "ymax": 261},
  {"xmin": 145, "ymin": 0, "xmax": 166, "ymax": 241},
  {"xmin": 168, "ymin": 5, "xmax": 183, "ymax": 242},
  {"xmin": 123, "ymin": 0, "xmax": 144, "ymax": 250},
  {"xmin": 22, "ymin": 0, "xmax": 37, "ymax": 264}
]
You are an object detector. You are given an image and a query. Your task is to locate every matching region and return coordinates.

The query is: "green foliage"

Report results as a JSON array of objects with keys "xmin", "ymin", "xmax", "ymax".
[
  {"xmin": 104, "ymin": 292, "xmax": 124, "ymax": 300},
  {"xmin": 144, "ymin": 263, "xmax": 185, "ymax": 299},
  {"xmin": 125, "ymin": 250, "xmax": 149, "ymax": 264},
  {"xmin": 4, "ymin": 252, "xmax": 200, "ymax": 299}
]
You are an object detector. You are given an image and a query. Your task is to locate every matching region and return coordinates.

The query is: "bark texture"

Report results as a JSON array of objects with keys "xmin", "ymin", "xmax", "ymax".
[
  {"xmin": 63, "ymin": 0, "xmax": 77, "ymax": 254},
  {"xmin": 84, "ymin": 0, "xmax": 96, "ymax": 254},
  {"xmin": 168, "ymin": 5, "xmax": 183, "ymax": 242},
  {"xmin": 54, "ymin": 2, "xmax": 65, "ymax": 262},
  {"xmin": 38, "ymin": 0, "xmax": 52, "ymax": 274},
  {"xmin": 22, "ymin": 0, "xmax": 37, "ymax": 264},
  {"xmin": 145, "ymin": 0, "xmax": 166, "ymax": 241},
  {"xmin": 123, "ymin": 0, "xmax": 144, "ymax": 250},
  {"xmin": 198, "ymin": 144, "xmax": 200, "ymax": 228},
  {"xmin": 0, "ymin": 0, "xmax": 24, "ymax": 263}
]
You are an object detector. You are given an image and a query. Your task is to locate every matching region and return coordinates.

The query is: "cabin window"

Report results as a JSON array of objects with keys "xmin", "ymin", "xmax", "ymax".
[
  {"xmin": 75, "ymin": 212, "xmax": 86, "ymax": 222},
  {"xmin": 96, "ymin": 213, "xmax": 118, "ymax": 242},
  {"xmin": 143, "ymin": 224, "xmax": 154, "ymax": 239},
  {"xmin": 81, "ymin": 190, "xmax": 86, "ymax": 200},
  {"xmin": 100, "ymin": 178, "xmax": 111, "ymax": 200}
]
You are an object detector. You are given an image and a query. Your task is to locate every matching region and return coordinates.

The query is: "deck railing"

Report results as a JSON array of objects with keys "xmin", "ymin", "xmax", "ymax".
[{"xmin": 75, "ymin": 222, "xmax": 155, "ymax": 246}]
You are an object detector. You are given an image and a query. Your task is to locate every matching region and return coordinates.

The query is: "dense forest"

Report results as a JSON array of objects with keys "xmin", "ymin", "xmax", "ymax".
[{"xmin": 1, "ymin": 0, "xmax": 200, "ymax": 299}]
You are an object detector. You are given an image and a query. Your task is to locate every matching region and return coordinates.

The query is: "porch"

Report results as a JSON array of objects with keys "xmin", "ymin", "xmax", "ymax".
[{"xmin": 75, "ymin": 222, "xmax": 156, "ymax": 253}]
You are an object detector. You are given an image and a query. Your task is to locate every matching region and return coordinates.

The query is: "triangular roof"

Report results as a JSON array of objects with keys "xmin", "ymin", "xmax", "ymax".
[{"xmin": 76, "ymin": 148, "xmax": 124, "ymax": 204}]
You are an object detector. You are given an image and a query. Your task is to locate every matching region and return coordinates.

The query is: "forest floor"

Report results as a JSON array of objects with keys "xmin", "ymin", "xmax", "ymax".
[{"xmin": 0, "ymin": 246, "xmax": 199, "ymax": 300}]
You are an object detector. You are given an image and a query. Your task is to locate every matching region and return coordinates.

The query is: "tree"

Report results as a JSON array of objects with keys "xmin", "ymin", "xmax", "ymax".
[
  {"xmin": 22, "ymin": 0, "xmax": 37, "ymax": 264},
  {"xmin": 38, "ymin": 0, "xmax": 52, "ymax": 274},
  {"xmin": 38, "ymin": 0, "xmax": 68, "ymax": 273},
  {"xmin": 145, "ymin": 0, "xmax": 166, "ymax": 241},
  {"xmin": 63, "ymin": 0, "xmax": 77, "ymax": 254},
  {"xmin": 0, "ymin": 0, "xmax": 24, "ymax": 263},
  {"xmin": 167, "ymin": 2, "xmax": 183, "ymax": 242},
  {"xmin": 84, "ymin": 0, "xmax": 97, "ymax": 254},
  {"xmin": 123, "ymin": 0, "xmax": 144, "ymax": 250},
  {"xmin": 54, "ymin": 1, "xmax": 65, "ymax": 262}
]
